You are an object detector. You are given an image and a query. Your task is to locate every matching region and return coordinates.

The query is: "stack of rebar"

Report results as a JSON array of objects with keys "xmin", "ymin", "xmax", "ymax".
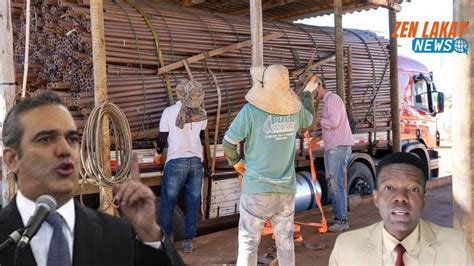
[{"xmin": 11, "ymin": 0, "xmax": 390, "ymax": 141}]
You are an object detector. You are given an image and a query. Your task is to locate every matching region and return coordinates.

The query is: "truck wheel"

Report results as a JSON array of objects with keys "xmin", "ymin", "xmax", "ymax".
[
  {"xmin": 347, "ymin": 162, "xmax": 374, "ymax": 197},
  {"xmin": 155, "ymin": 198, "xmax": 186, "ymax": 242}
]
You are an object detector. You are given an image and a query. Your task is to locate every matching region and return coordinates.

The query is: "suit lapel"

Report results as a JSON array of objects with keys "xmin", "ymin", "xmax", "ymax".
[
  {"xmin": 0, "ymin": 197, "xmax": 37, "ymax": 266},
  {"xmin": 419, "ymin": 219, "xmax": 436, "ymax": 266},
  {"xmin": 72, "ymin": 200, "xmax": 103, "ymax": 266},
  {"xmin": 363, "ymin": 222, "xmax": 384, "ymax": 265}
]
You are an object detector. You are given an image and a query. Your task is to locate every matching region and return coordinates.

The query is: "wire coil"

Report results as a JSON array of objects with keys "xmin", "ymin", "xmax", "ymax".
[{"xmin": 80, "ymin": 102, "xmax": 132, "ymax": 189}]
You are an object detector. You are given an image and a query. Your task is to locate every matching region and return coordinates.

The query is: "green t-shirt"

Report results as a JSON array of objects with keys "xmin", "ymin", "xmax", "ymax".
[{"xmin": 224, "ymin": 103, "xmax": 313, "ymax": 194}]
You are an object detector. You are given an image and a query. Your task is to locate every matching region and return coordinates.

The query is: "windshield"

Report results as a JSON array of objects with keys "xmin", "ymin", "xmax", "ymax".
[{"xmin": 414, "ymin": 79, "xmax": 429, "ymax": 111}]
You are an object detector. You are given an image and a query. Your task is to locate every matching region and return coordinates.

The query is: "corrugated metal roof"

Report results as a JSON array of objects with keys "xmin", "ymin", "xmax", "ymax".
[{"xmin": 166, "ymin": 0, "xmax": 402, "ymax": 21}]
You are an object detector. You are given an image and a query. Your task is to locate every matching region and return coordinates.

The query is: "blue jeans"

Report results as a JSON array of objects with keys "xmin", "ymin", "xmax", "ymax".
[
  {"xmin": 159, "ymin": 157, "xmax": 203, "ymax": 240},
  {"xmin": 324, "ymin": 146, "xmax": 351, "ymax": 221}
]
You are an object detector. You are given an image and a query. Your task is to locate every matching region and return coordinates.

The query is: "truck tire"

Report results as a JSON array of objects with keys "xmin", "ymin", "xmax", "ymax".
[
  {"xmin": 347, "ymin": 162, "xmax": 374, "ymax": 197},
  {"xmin": 155, "ymin": 198, "xmax": 186, "ymax": 242}
]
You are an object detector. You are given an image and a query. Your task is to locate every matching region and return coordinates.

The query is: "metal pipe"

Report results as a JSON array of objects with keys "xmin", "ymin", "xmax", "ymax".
[{"xmin": 11, "ymin": 0, "xmax": 392, "ymax": 143}]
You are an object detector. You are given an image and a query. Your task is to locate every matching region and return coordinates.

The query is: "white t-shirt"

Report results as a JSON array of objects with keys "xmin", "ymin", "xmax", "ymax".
[{"xmin": 159, "ymin": 101, "xmax": 207, "ymax": 162}]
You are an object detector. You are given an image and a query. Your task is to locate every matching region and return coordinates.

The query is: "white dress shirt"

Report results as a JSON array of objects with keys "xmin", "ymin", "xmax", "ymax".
[
  {"xmin": 17, "ymin": 191, "xmax": 162, "ymax": 266},
  {"xmin": 382, "ymin": 223, "xmax": 421, "ymax": 266},
  {"xmin": 17, "ymin": 191, "xmax": 75, "ymax": 266}
]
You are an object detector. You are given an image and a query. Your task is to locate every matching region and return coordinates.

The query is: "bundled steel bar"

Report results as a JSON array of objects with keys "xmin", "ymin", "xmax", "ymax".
[{"xmin": 12, "ymin": 0, "xmax": 390, "ymax": 140}]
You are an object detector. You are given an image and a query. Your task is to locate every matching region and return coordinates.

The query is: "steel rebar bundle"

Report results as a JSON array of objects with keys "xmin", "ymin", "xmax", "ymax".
[{"xmin": 12, "ymin": 0, "xmax": 391, "ymax": 142}]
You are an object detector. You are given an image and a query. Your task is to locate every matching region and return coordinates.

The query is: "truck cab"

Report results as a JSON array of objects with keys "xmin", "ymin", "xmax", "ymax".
[{"xmin": 398, "ymin": 55, "xmax": 444, "ymax": 178}]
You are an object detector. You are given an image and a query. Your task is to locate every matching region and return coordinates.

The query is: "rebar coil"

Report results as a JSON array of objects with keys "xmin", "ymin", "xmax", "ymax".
[{"xmin": 12, "ymin": 0, "xmax": 391, "ymax": 143}]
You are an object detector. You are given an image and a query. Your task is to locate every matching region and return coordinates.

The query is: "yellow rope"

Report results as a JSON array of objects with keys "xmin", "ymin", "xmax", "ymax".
[{"xmin": 125, "ymin": 0, "xmax": 174, "ymax": 105}]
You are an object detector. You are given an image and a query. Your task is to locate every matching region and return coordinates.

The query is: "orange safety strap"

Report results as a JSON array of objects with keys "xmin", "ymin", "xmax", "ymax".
[
  {"xmin": 295, "ymin": 131, "xmax": 328, "ymax": 233},
  {"xmin": 261, "ymin": 221, "xmax": 303, "ymax": 241}
]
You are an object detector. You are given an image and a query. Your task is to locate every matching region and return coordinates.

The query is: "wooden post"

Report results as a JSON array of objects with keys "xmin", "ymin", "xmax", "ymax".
[
  {"xmin": 250, "ymin": 0, "xmax": 263, "ymax": 67},
  {"xmin": 333, "ymin": 0, "xmax": 348, "ymax": 192},
  {"xmin": 333, "ymin": 0, "xmax": 345, "ymax": 101},
  {"xmin": 90, "ymin": 0, "xmax": 113, "ymax": 214},
  {"xmin": 388, "ymin": 8, "xmax": 401, "ymax": 152},
  {"xmin": 0, "ymin": 0, "xmax": 16, "ymax": 207},
  {"xmin": 452, "ymin": 0, "xmax": 473, "ymax": 255}
]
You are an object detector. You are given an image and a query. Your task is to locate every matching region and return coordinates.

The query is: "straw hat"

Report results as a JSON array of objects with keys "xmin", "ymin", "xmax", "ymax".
[{"xmin": 245, "ymin": 65, "xmax": 301, "ymax": 115}]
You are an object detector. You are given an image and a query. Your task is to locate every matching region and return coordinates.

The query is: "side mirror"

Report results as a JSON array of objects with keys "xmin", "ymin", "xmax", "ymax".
[{"xmin": 437, "ymin": 92, "xmax": 445, "ymax": 113}]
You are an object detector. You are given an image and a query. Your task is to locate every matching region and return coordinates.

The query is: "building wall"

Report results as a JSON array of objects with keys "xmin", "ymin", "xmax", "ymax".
[{"xmin": 452, "ymin": 0, "xmax": 473, "ymax": 255}]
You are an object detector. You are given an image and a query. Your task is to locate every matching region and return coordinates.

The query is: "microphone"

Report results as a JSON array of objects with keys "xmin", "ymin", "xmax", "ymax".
[
  {"xmin": 0, "ymin": 228, "xmax": 24, "ymax": 251},
  {"xmin": 17, "ymin": 195, "xmax": 57, "ymax": 249}
]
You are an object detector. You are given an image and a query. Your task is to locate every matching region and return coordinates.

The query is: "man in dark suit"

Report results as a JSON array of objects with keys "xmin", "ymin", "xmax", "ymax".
[{"xmin": 0, "ymin": 92, "xmax": 172, "ymax": 266}]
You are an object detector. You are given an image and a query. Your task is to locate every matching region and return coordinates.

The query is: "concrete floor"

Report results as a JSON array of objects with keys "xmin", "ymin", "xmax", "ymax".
[{"xmin": 176, "ymin": 181, "xmax": 454, "ymax": 265}]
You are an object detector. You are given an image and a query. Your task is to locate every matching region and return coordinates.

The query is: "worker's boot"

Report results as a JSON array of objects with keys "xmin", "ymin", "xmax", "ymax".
[
  {"xmin": 325, "ymin": 217, "xmax": 338, "ymax": 225},
  {"xmin": 182, "ymin": 239, "xmax": 193, "ymax": 253},
  {"xmin": 328, "ymin": 220, "xmax": 349, "ymax": 232}
]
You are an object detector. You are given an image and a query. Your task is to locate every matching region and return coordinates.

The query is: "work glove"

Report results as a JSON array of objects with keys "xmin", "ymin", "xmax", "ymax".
[
  {"xmin": 154, "ymin": 149, "xmax": 165, "ymax": 165},
  {"xmin": 303, "ymin": 75, "xmax": 320, "ymax": 94},
  {"xmin": 233, "ymin": 159, "xmax": 245, "ymax": 176}
]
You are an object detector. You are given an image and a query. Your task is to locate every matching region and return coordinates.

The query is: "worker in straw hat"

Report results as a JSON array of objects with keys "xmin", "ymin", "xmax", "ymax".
[
  {"xmin": 223, "ymin": 65, "xmax": 321, "ymax": 266},
  {"xmin": 156, "ymin": 79, "xmax": 207, "ymax": 253}
]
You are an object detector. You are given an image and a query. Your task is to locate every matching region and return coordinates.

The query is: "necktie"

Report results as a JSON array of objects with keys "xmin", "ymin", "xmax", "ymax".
[
  {"xmin": 394, "ymin": 243, "xmax": 406, "ymax": 266},
  {"xmin": 46, "ymin": 212, "xmax": 71, "ymax": 266}
]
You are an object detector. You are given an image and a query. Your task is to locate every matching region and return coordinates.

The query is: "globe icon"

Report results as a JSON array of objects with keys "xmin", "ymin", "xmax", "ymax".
[{"xmin": 454, "ymin": 38, "xmax": 469, "ymax": 54}]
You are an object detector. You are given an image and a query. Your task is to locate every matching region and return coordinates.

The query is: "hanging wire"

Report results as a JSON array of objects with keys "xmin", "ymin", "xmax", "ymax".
[
  {"xmin": 21, "ymin": 0, "xmax": 32, "ymax": 98},
  {"xmin": 79, "ymin": 101, "xmax": 132, "ymax": 208}
]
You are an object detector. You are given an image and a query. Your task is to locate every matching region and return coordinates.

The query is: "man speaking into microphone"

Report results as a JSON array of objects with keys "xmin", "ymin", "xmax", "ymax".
[
  {"xmin": 16, "ymin": 195, "xmax": 57, "ymax": 250},
  {"xmin": 0, "ymin": 92, "xmax": 172, "ymax": 266}
]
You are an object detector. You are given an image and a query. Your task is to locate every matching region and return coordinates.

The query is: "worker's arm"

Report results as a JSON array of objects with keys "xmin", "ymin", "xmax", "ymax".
[
  {"xmin": 301, "ymin": 75, "xmax": 319, "ymax": 116},
  {"xmin": 223, "ymin": 139, "xmax": 245, "ymax": 175},
  {"xmin": 299, "ymin": 76, "xmax": 319, "ymax": 128},
  {"xmin": 223, "ymin": 104, "xmax": 252, "ymax": 174},
  {"xmin": 302, "ymin": 91, "xmax": 315, "ymax": 116},
  {"xmin": 156, "ymin": 132, "xmax": 169, "ymax": 154},
  {"xmin": 157, "ymin": 107, "xmax": 171, "ymax": 155},
  {"xmin": 223, "ymin": 139, "xmax": 240, "ymax": 166}
]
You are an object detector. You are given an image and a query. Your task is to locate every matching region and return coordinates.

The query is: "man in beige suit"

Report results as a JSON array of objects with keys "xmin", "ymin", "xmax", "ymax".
[{"xmin": 329, "ymin": 152, "xmax": 472, "ymax": 266}]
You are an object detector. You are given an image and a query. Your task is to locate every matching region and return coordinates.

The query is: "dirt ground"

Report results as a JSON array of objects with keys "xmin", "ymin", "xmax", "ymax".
[
  {"xmin": 174, "ymin": 143, "xmax": 454, "ymax": 265},
  {"xmin": 176, "ymin": 180, "xmax": 453, "ymax": 265}
]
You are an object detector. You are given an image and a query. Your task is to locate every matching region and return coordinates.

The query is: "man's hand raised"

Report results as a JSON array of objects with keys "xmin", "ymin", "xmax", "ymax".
[{"xmin": 113, "ymin": 152, "xmax": 162, "ymax": 242}]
